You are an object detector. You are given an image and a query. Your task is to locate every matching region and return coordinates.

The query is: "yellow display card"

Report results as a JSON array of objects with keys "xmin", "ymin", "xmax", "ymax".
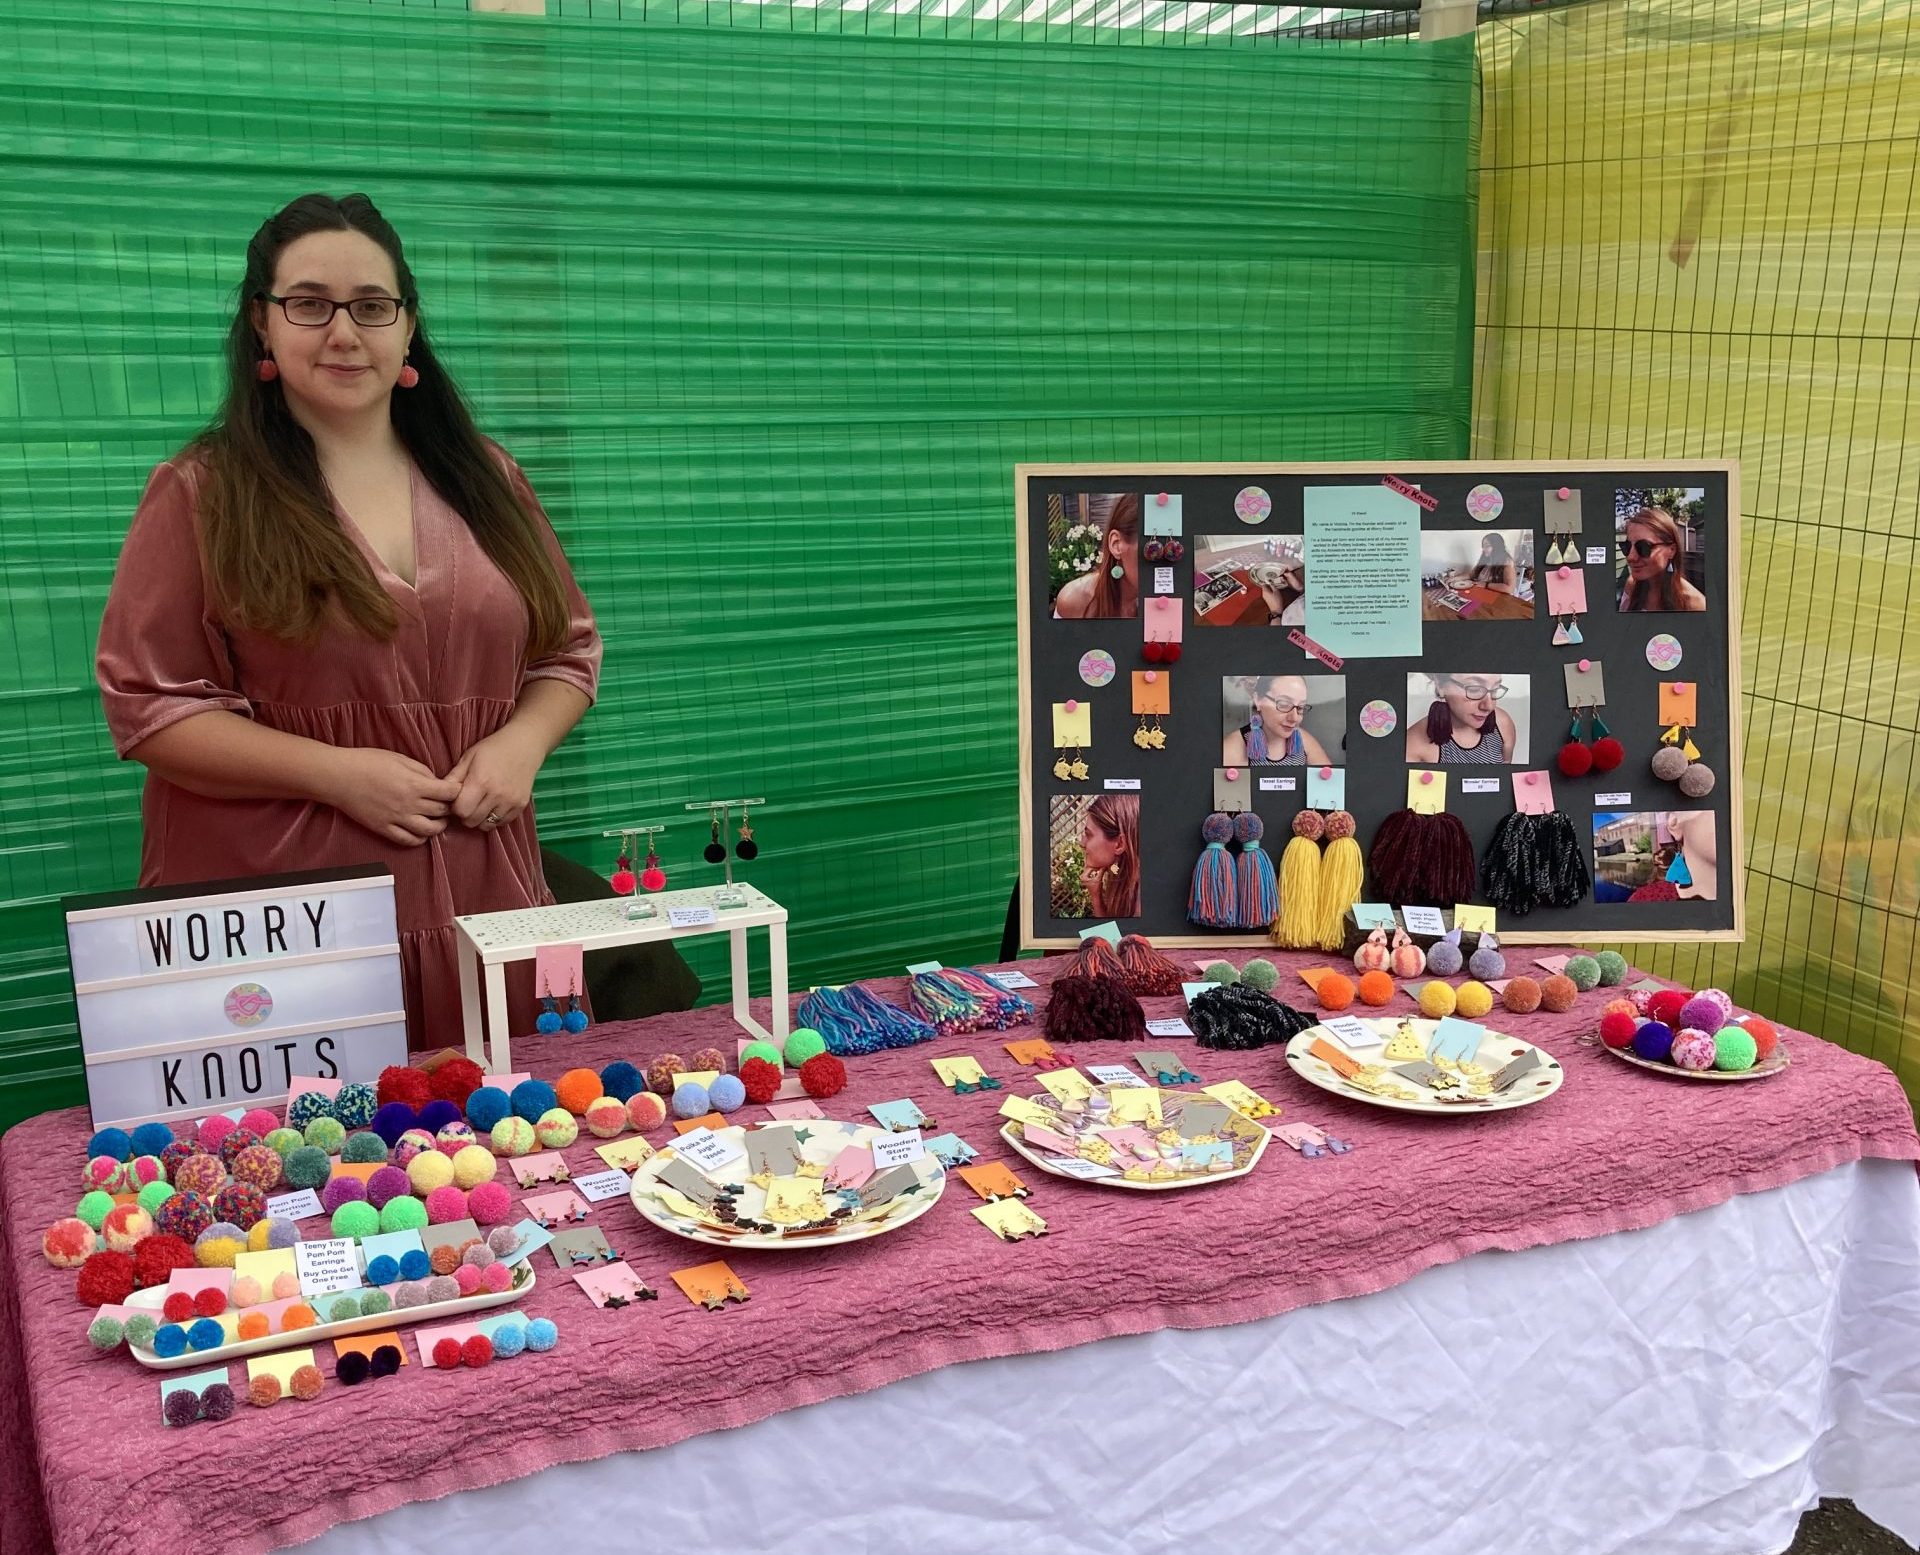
[
  {"xmin": 1037, "ymin": 1069, "xmax": 1095, "ymax": 1105},
  {"xmin": 1106, "ymin": 1087, "xmax": 1164, "ymax": 1126},
  {"xmin": 1406, "ymin": 769, "xmax": 1448, "ymax": 814},
  {"xmin": 998, "ymin": 1096, "xmax": 1058, "ymax": 1129},
  {"xmin": 1454, "ymin": 904, "xmax": 1497, "ymax": 933}
]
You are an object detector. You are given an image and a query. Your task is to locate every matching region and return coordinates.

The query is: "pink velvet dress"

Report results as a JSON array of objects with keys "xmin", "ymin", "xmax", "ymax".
[{"xmin": 94, "ymin": 442, "xmax": 602, "ymax": 1052}]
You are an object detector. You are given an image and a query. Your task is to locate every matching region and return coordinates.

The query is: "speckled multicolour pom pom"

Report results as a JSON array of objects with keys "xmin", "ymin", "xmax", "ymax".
[
  {"xmin": 407, "ymin": 1150, "xmax": 455, "ymax": 1196},
  {"xmin": 42, "ymin": 1217, "xmax": 95, "ymax": 1268},
  {"xmin": 626, "ymin": 1093, "xmax": 668, "ymax": 1131},
  {"xmin": 489, "ymin": 1117, "xmax": 536, "ymax": 1158},
  {"xmin": 217, "ymin": 1127, "xmax": 263, "ymax": 1168},
  {"xmin": 212, "ymin": 1182, "xmax": 268, "ymax": 1231},
  {"xmin": 688, "ymin": 1046, "xmax": 729, "ymax": 1077},
  {"xmin": 229, "ymin": 1143, "xmax": 284, "ymax": 1192},
  {"xmin": 646, "ymin": 1055, "xmax": 687, "ymax": 1096},
  {"xmin": 468, "ymin": 1181, "xmax": 512, "ymax": 1227},
  {"xmin": 424, "ymin": 1186, "xmax": 468, "ymax": 1224},
  {"xmin": 1593, "ymin": 951, "xmax": 1628, "ymax": 986},
  {"xmin": 1670, "ymin": 1029, "xmax": 1717, "ymax": 1069},
  {"xmin": 331, "ymin": 1082, "xmax": 377, "ymax": 1130},
  {"xmin": 434, "ymin": 1121, "xmax": 477, "ymax": 1157},
  {"xmin": 378, "ymin": 1196, "xmax": 429, "ymax": 1234},
  {"xmin": 101, "ymin": 1204, "xmax": 154, "ymax": 1253},
  {"xmin": 288, "ymin": 1091, "xmax": 335, "ymax": 1131},
  {"xmin": 331, "ymin": 1202, "xmax": 379, "ymax": 1241},
  {"xmin": 173, "ymin": 1153, "xmax": 228, "ymax": 1198},
  {"xmin": 156, "ymin": 1191, "xmax": 214, "ymax": 1243},
  {"xmin": 340, "ymin": 1131, "xmax": 388, "ymax": 1165},
  {"xmin": 584, "ymin": 1097, "xmax": 627, "ymax": 1138},
  {"xmin": 390, "ymin": 1128, "xmax": 438, "ymax": 1170},
  {"xmin": 534, "ymin": 1109, "xmax": 578, "ymax": 1150},
  {"xmin": 1563, "ymin": 955, "xmax": 1602, "ymax": 992},
  {"xmin": 161, "ymin": 1139, "xmax": 205, "ymax": 1178}
]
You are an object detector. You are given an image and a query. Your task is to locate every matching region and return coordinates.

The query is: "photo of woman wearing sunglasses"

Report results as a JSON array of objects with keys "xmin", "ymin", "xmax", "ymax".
[{"xmin": 1615, "ymin": 491, "xmax": 1707, "ymax": 612}]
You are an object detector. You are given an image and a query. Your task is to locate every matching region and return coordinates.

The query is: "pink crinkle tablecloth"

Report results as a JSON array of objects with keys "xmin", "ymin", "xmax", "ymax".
[{"xmin": 1, "ymin": 949, "xmax": 1915, "ymax": 1555}]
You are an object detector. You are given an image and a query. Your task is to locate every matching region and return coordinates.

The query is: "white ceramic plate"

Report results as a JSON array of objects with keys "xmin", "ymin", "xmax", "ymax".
[
  {"xmin": 1284, "ymin": 1018, "xmax": 1565, "ymax": 1115},
  {"xmin": 999, "ymin": 1085, "xmax": 1269, "ymax": 1191},
  {"xmin": 629, "ymin": 1118, "xmax": 946, "ymax": 1251},
  {"xmin": 122, "ymin": 1262, "xmax": 536, "ymax": 1370}
]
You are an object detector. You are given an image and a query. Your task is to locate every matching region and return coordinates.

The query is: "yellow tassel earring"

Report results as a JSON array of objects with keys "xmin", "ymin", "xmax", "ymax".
[
  {"xmin": 1314, "ymin": 810, "xmax": 1365, "ymax": 952},
  {"xmin": 1271, "ymin": 810, "xmax": 1324, "ymax": 949}
]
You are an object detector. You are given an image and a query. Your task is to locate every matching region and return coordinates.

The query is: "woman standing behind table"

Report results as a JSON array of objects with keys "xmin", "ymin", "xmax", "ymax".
[
  {"xmin": 95, "ymin": 193, "xmax": 601, "ymax": 1051},
  {"xmin": 1404, "ymin": 674, "xmax": 1516, "ymax": 765}
]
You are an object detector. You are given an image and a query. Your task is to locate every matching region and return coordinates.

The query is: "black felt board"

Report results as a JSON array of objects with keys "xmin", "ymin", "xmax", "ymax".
[{"xmin": 1016, "ymin": 463, "xmax": 1742, "ymax": 948}]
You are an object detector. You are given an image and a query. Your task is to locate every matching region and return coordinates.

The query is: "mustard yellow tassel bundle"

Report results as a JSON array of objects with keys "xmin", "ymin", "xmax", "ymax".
[
  {"xmin": 1271, "ymin": 813, "xmax": 1324, "ymax": 949},
  {"xmin": 1314, "ymin": 812, "xmax": 1365, "ymax": 952}
]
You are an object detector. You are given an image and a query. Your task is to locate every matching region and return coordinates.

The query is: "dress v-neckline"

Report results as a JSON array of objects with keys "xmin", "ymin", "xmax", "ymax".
[{"xmin": 331, "ymin": 456, "xmax": 423, "ymax": 596}]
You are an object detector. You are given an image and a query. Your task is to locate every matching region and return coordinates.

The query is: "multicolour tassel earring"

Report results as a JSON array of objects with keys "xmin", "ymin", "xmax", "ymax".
[
  {"xmin": 1188, "ymin": 812, "xmax": 1237, "ymax": 928},
  {"xmin": 1115, "ymin": 934, "xmax": 1185, "ymax": 996},
  {"xmin": 1232, "ymin": 813, "xmax": 1277, "ymax": 931}
]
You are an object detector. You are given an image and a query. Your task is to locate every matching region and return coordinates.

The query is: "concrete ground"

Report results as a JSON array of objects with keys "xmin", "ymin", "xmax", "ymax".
[{"xmin": 1790, "ymin": 1502, "xmax": 1915, "ymax": 1554}]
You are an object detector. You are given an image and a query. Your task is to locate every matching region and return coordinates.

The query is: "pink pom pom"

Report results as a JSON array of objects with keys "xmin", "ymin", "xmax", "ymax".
[
  {"xmin": 231, "ymin": 1275, "xmax": 263, "ymax": 1307},
  {"xmin": 271, "ymin": 1270, "xmax": 300, "ymax": 1301},
  {"xmin": 468, "ymin": 1181, "xmax": 512, "ymax": 1227},
  {"xmin": 238, "ymin": 1108, "xmax": 280, "ymax": 1137},
  {"xmin": 425, "ymin": 1185, "xmax": 469, "ymax": 1224},
  {"xmin": 481, "ymin": 1261, "xmax": 513, "ymax": 1293},
  {"xmin": 196, "ymin": 1115, "xmax": 237, "ymax": 1152},
  {"xmin": 453, "ymin": 1264, "xmax": 482, "ymax": 1295}
]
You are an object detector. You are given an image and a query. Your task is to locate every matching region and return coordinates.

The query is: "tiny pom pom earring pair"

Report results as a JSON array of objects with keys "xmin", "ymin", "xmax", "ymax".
[
  {"xmin": 535, "ymin": 978, "xmax": 589, "ymax": 1035},
  {"xmin": 609, "ymin": 831, "xmax": 666, "ymax": 894},
  {"xmin": 702, "ymin": 807, "xmax": 760, "ymax": 863}
]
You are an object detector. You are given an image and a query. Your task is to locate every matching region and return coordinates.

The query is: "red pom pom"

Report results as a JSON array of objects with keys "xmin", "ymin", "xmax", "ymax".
[
  {"xmin": 1598, "ymin": 1010, "xmax": 1638, "ymax": 1048},
  {"xmin": 739, "ymin": 1057, "xmax": 781, "ymax": 1105},
  {"xmin": 1162, "ymin": 642, "xmax": 1182, "ymax": 664},
  {"xmin": 1590, "ymin": 736, "xmax": 1624, "ymax": 772},
  {"xmin": 162, "ymin": 1291, "xmax": 195, "ymax": 1323},
  {"xmin": 432, "ymin": 1337, "xmax": 463, "ymax": 1369},
  {"xmin": 132, "ymin": 1234, "xmax": 197, "ymax": 1290},
  {"xmin": 461, "ymin": 1334, "xmax": 493, "ymax": 1368},
  {"xmin": 429, "ymin": 1056, "xmax": 485, "ymax": 1106},
  {"xmin": 609, "ymin": 870, "xmax": 637, "ymax": 896},
  {"xmin": 378, "ymin": 1064, "xmax": 433, "ymax": 1110},
  {"xmin": 640, "ymin": 865, "xmax": 667, "ymax": 892},
  {"xmin": 1142, "ymin": 640, "xmax": 1164, "ymax": 663},
  {"xmin": 77, "ymin": 1251, "xmax": 136, "ymax": 1307},
  {"xmin": 1556, "ymin": 740, "xmax": 1593, "ymax": 778},
  {"xmin": 1647, "ymin": 989, "xmax": 1689, "ymax": 1026},
  {"xmin": 192, "ymin": 1287, "xmax": 228, "ymax": 1318},
  {"xmin": 799, "ymin": 1053, "xmax": 847, "ymax": 1099}
]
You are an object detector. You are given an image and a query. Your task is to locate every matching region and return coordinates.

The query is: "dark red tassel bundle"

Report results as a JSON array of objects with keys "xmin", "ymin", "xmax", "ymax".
[
  {"xmin": 1073, "ymin": 936, "xmax": 1127, "ymax": 982},
  {"xmin": 1115, "ymin": 934, "xmax": 1184, "ymax": 997},
  {"xmin": 1366, "ymin": 809, "xmax": 1477, "ymax": 907},
  {"xmin": 1043, "ymin": 973, "xmax": 1147, "ymax": 1045}
]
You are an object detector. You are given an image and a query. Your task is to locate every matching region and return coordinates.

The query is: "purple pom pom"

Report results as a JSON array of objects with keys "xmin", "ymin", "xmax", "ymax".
[
  {"xmin": 163, "ymin": 1387, "xmax": 202, "ymax": 1426},
  {"xmin": 319, "ymin": 1175, "xmax": 366, "ymax": 1213},
  {"xmin": 365, "ymin": 1165, "xmax": 410, "ymax": 1209},
  {"xmin": 201, "ymin": 1382, "xmax": 236, "ymax": 1421},
  {"xmin": 417, "ymin": 1099, "xmax": 462, "ymax": 1134},
  {"xmin": 1676, "ymin": 995, "xmax": 1726, "ymax": 1036},
  {"xmin": 392, "ymin": 1280, "xmax": 429, "ymax": 1309},
  {"xmin": 370, "ymin": 1102, "xmax": 418, "ymax": 1147}
]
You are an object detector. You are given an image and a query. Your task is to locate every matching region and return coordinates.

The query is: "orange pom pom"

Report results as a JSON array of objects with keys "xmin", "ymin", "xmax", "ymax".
[
  {"xmin": 237, "ymin": 1311, "xmax": 270, "ymax": 1340},
  {"xmin": 554, "ymin": 1068, "xmax": 604, "ymax": 1117},
  {"xmin": 1356, "ymin": 970, "xmax": 1396, "ymax": 1007},
  {"xmin": 1539, "ymin": 974, "xmax": 1578, "ymax": 1013},
  {"xmin": 1503, "ymin": 976, "xmax": 1542, "ymax": 1014},
  {"xmin": 1741, "ymin": 1017, "xmax": 1779, "ymax": 1060},
  {"xmin": 290, "ymin": 1363, "xmax": 324, "ymax": 1400},
  {"xmin": 280, "ymin": 1302, "xmax": 316, "ymax": 1331},
  {"xmin": 248, "ymin": 1374, "xmax": 281, "ymax": 1407},
  {"xmin": 1316, "ymin": 973, "xmax": 1356, "ymax": 1012}
]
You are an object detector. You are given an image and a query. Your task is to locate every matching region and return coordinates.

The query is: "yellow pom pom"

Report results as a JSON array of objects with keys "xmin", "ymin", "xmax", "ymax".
[
  {"xmin": 407, "ymin": 1151, "xmax": 454, "ymax": 1195},
  {"xmin": 196, "ymin": 1234, "xmax": 245, "ymax": 1269},
  {"xmin": 450, "ymin": 1145, "xmax": 497, "ymax": 1190},
  {"xmin": 247, "ymin": 1219, "xmax": 275, "ymax": 1252},
  {"xmin": 1417, "ymin": 981, "xmax": 1457, "ymax": 1018},
  {"xmin": 1454, "ymin": 980, "xmax": 1494, "ymax": 1018}
]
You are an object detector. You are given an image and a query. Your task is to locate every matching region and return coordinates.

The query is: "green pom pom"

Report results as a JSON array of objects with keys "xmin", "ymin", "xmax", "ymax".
[
  {"xmin": 331, "ymin": 1201, "xmax": 379, "ymax": 1241},
  {"xmin": 1563, "ymin": 954, "xmax": 1602, "ymax": 991},
  {"xmin": 340, "ymin": 1131, "xmax": 388, "ymax": 1164},
  {"xmin": 378, "ymin": 1196, "xmax": 428, "ymax": 1234},
  {"xmin": 1594, "ymin": 951, "xmax": 1629, "ymax": 986},
  {"xmin": 75, "ymin": 1190, "xmax": 115, "ymax": 1230},
  {"xmin": 283, "ymin": 1145, "xmax": 331, "ymax": 1190},
  {"xmin": 264, "ymin": 1127, "xmax": 304, "ymax": 1159},
  {"xmin": 1713, "ymin": 1029, "xmax": 1758, "ymax": 1072},
  {"xmin": 124, "ymin": 1313, "xmax": 158, "ymax": 1349},
  {"xmin": 740, "ymin": 1040, "xmax": 783, "ymax": 1070},
  {"xmin": 137, "ymin": 1180, "xmax": 175, "ymax": 1216},
  {"xmin": 326, "ymin": 1295, "xmax": 362, "ymax": 1322},
  {"xmin": 1238, "ymin": 958, "xmax": 1280, "ymax": 993},
  {"xmin": 87, "ymin": 1315, "xmax": 125, "ymax": 1351},
  {"xmin": 359, "ymin": 1288, "xmax": 393, "ymax": 1316},
  {"xmin": 782, "ymin": 1028, "xmax": 827, "ymax": 1066},
  {"xmin": 1203, "ymin": 961, "xmax": 1239, "ymax": 986},
  {"xmin": 303, "ymin": 1116, "xmax": 347, "ymax": 1154}
]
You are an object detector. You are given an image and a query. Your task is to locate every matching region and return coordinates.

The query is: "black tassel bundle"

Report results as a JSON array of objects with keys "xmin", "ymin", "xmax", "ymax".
[
  {"xmin": 1044, "ymin": 973, "xmax": 1147, "ymax": 1045},
  {"xmin": 1367, "ymin": 809, "xmax": 1477, "ymax": 907},
  {"xmin": 1480, "ymin": 810, "xmax": 1592, "ymax": 915},
  {"xmin": 1190, "ymin": 984, "xmax": 1318, "ymax": 1051}
]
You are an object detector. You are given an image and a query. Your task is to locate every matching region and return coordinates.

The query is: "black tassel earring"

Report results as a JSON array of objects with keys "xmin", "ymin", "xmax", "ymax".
[{"xmin": 1481, "ymin": 811, "xmax": 1591, "ymax": 914}]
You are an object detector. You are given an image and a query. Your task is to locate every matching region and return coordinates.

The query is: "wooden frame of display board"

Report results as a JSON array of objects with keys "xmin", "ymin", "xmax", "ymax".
[{"xmin": 1015, "ymin": 461, "xmax": 1744, "ymax": 949}]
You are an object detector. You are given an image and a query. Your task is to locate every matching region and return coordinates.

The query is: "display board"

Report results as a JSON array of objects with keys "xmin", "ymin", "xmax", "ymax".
[
  {"xmin": 65, "ymin": 865, "xmax": 408, "ymax": 1129},
  {"xmin": 1016, "ymin": 463, "xmax": 1743, "ymax": 948}
]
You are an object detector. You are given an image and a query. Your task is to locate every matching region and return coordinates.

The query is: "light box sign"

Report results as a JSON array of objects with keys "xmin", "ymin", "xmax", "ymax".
[{"xmin": 64, "ymin": 865, "xmax": 408, "ymax": 1130}]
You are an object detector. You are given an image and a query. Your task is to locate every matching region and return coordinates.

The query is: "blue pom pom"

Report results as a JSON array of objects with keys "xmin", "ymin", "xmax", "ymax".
[
  {"xmin": 562, "ymin": 1009, "xmax": 589, "ymax": 1033},
  {"xmin": 524, "ymin": 1317, "xmax": 558, "ymax": 1352},
  {"xmin": 417, "ymin": 1099, "xmax": 461, "ymax": 1134},
  {"xmin": 333, "ymin": 1082, "xmax": 378, "ymax": 1129},
  {"xmin": 129, "ymin": 1122, "xmax": 174, "ymax": 1158},
  {"xmin": 152, "ymin": 1323, "xmax": 188, "ymax": 1358},
  {"xmin": 491, "ymin": 1322, "xmax": 528, "ymax": 1359},
  {"xmin": 370, "ymin": 1102, "xmax": 418, "ymax": 1146},
  {"xmin": 510, "ymin": 1080, "xmax": 558, "ymax": 1124},
  {"xmin": 598, "ymin": 1062, "xmax": 643, "ymax": 1102},
  {"xmin": 398, "ymin": 1249, "xmax": 431, "ymax": 1281},
  {"xmin": 288, "ymin": 1091, "xmax": 335, "ymax": 1130},
  {"xmin": 535, "ymin": 1011, "xmax": 564, "ymax": 1034},
  {"xmin": 465, "ymin": 1087, "xmax": 511, "ymax": 1132},
  {"xmin": 86, "ymin": 1127, "xmax": 132, "ymax": 1163},
  {"xmin": 1632, "ymin": 1020, "xmax": 1675, "ymax": 1063},
  {"xmin": 708, "ymin": 1075, "xmax": 746, "ymax": 1113},
  {"xmin": 365, "ymin": 1254, "xmax": 400, "ymax": 1286},
  {"xmin": 671, "ymin": 1081, "xmax": 711, "ymax": 1119},
  {"xmin": 186, "ymin": 1317, "xmax": 225, "ymax": 1351}
]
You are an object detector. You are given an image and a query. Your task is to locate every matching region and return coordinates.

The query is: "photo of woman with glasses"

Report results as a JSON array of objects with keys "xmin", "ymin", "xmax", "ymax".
[
  {"xmin": 1615, "ymin": 489, "xmax": 1708, "ymax": 612},
  {"xmin": 1220, "ymin": 674, "xmax": 1343, "ymax": 767},
  {"xmin": 94, "ymin": 193, "xmax": 601, "ymax": 1051},
  {"xmin": 1403, "ymin": 673, "xmax": 1530, "ymax": 765}
]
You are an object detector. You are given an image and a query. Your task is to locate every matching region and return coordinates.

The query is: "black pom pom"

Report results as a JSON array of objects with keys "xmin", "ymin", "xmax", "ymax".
[
  {"xmin": 735, "ymin": 839, "xmax": 758, "ymax": 861},
  {"xmin": 1190, "ymin": 984, "xmax": 1317, "ymax": 1050},
  {"xmin": 703, "ymin": 841, "xmax": 727, "ymax": 864},
  {"xmin": 336, "ymin": 1350, "xmax": 371, "ymax": 1387},
  {"xmin": 370, "ymin": 1344, "xmax": 403, "ymax": 1377}
]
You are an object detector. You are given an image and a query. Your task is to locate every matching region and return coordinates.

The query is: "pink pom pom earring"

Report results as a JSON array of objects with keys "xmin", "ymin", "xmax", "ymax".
[
  {"xmin": 397, "ymin": 360, "xmax": 419, "ymax": 388},
  {"xmin": 256, "ymin": 356, "xmax": 278, "ymax": 381}
]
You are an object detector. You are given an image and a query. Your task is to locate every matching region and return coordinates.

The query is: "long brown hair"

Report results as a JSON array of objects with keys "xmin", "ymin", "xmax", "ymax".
[
  {"xmin": 188, "ymin": 193, "xmax": 573, "ymax": 657},
  {"xmin": 1086, "ymin": 794, "xmax": 1140, "ymax": 916},
  {"xmin": 1091, "ymin": 494, "xmax": 1140, "ymax": 617},
  {"xmin": 1622, "ymin": 506, "xmax": 1688, "ymax": 611}
]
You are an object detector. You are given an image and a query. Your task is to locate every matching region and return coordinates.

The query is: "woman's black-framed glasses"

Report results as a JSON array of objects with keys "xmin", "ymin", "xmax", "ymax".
[{"xmin": 261, "ymin": 292, "xmax": 409, "ymax": 328}]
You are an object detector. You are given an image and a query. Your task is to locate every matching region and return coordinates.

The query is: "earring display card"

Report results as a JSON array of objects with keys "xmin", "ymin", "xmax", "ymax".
[
  {"xmin": 533, "ymin": 942, "xmax": 585, "ymax": 1003},
  {"xmin": 1018, "ymin": 462, "xmax": 1742, "ymax": 947}
]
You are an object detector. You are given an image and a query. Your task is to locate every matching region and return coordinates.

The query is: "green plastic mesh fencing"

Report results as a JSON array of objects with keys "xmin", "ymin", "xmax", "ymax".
[{"xmin": 0, "ymin": 0, "xmax": 1475, "ymax": 1131}]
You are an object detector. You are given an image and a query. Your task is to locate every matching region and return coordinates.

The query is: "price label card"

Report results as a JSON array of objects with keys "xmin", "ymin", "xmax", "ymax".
[
  {"xmin": 1077, "ymin": 922, "xmax": 1123, "ymax": 946},
  {"xmin": 573, "ymin": 1168, "xmax": 633, "ymax": 1203},
  {"xmin": 1595, "ymin": 791, "xmax": 1631, "ymax": 806},
  {"xmin": 1103, "ymin": 778, "xmax": 1141, "ymax": 791},
  {"xmin": 1086, "ymin": 1063, "xmax": 1149, "ymax": 1088},
  {"xmin": 1401, "ymin": 905, "xmax": 1447, "ymax": 935},
  {"xmin": 1145, "ymin": 1017, "xmax": 1193, "ymax": 1038},
  {"xmin": 1257, "ymin": 776, "xmax": 1297, "ymax": 792},
  {"xmin": 1351, "ymin": 903, "xmax": 1396, "ymax": 931},
  {"xmin": 1586, "ymin": 546, "xmax": 1608, "ymax": 565},
  {"xmin": 669, "ymin": 906, "xmax": 719, "ymax": 929},
  {"xmin": 1461, "ymin": 777, "xmax": 1501, "ymax": 794},
  {"xmin": 905, "ymin": 960, "xmax": 943, "ymax": 975},
  {"xmin": 871, "ymin": 1130, "xmax": 926, "ymax": 1170},
  {"xmin": 990, "ymin": 969, "xmax": 1038, "ymax": 988},
  {"xmin": 266, "ymin": 1189, "xmax": 324, "ymax": 1223},
  {"xmin": 1153, "ymin": 566, "xmax": 1175, "ymax": 594},
  {"xmin": 1320, "ymin": 1015, "xmax": 1377, "ymax": 1048},
  {"xmin": 1042, "ymin": 1156, "xmax": 1120, "ymax": 1180},
  {"xmin": 674, "ymin": 1129, "xmax": 744, "ymax": 1174},
  {"xmin": 292, "ymin": 1238, "xmax": 360, "ymax": 1297}
]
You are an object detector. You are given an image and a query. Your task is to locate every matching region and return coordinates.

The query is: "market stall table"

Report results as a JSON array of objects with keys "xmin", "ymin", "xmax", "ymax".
[{"xmin": 3, "ymin": 950, "xmax": 1917, "ymax": 1555}]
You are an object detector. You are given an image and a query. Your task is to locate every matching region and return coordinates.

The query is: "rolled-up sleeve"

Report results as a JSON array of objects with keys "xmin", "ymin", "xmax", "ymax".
[
  {"xmin": 95, "ymin": 458, "xmax": 254, "ymax": 758},
  {"xmin": 502, "ymin": 455, "xmax": 603, "ymax": 705}
]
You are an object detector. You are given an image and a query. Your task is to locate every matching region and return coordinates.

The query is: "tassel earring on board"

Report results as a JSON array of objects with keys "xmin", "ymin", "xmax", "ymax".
[
  {"xmin": 1368, "ymin": 775, "xmax": 1476, "ymax": 907},
  {"xmin": 1233, "ymin": 813, "xmax": 1278, "ymax": 931},
  {"xmin": 1271, "ymin": 810, "xmax": 1324, "ymax": 949},
  {"xmin": 1313, "ymin": 810, "xmax": 1364, "ymax": 952},
  {"xmin": 1188, "ymin": 811, "xmax": 1237, "ymax": 929}
]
